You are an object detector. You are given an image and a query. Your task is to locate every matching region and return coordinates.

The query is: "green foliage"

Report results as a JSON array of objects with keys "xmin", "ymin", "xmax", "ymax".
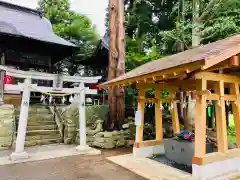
[
  {"xmin": 38, "ymin": 0, "xmax": 99, "ymax": 75},
  {"xmin": 228, "ymin": 126, "xmax": 236, "ymax": 145},
  {"xmin": 160, "ymin": 0, "xmax": 240, "ymax": 53},
  {"xmin": 228, "ymin": 114, "xmax": 236, "ymax": 144}
]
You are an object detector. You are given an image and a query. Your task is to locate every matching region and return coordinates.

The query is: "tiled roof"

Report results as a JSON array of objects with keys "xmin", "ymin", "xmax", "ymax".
[
  {"xmin": 0, "ymin": 1, "xmax": 76, "ymax": 47},
  {"xmin": 100, "ymin": 34, "xmax": 240, "ymax": 86}
]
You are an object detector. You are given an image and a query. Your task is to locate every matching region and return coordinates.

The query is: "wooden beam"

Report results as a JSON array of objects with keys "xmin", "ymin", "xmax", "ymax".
[
  {"xmin": 204, "ymin": 57, "xmax": 239, "ymax": 72},
  {"xmin": 229, "ymin": 56, "xmax": 239, "ymax": 66},
  {"xmin": 136, "ymin": 83, "xmax": 178, "ymax": 92},
  {"xmin": 195, "ymin": 72, "xmax": 240, "ymax": 84},
  {"xmin": 134, "ymin": 140, "xmax": 162, "ymax": 148},
  {"xmin": 138, "ymin": 97, "xmax": 158, "ymax": 103},
  {"xmin": 202, "ymin": 47, "xmax": 240, "ymax": 70},
  {"xmin": 100, "ymin": 61, "xmax": 204, "ymax": 88},
  {"xmin": 230, "ymin": 83, "xmax": 240, "ymax": 147},
  {"xmin": 138, "ymin": 97, "xmax": 176, "ymax": 103},
  {"xmin": 136, "ymin": 79, "xmax": 197, "ymax": 92},
  {"xmin": 204, "ymin": 94, "xmax": 238, "ymax": 101},
  {"xmin": 154, "ymin": 87, "xmax": 162, "ymax": 142},
  {"xmin": 171, "ymin": 101, "xmax": 180, "ymax": 135},
  {"xmin": 194, "ymin": 79, "xmax": 207, "ymax": 157},
  {"xmin": 214, "ymin": 80, "xmax": 228, "ymax": 153},
  {"xmin": 193, "ymin": 149, "xmax": 240, "ymax": 165},
  {"xmin": 135, "ymin": 88, "xmax": 145, "ymax": 142}
]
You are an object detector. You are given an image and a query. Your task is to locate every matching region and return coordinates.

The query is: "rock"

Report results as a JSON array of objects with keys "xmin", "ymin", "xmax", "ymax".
[
  {"xmin": 228, "ymin": 143, "xmax": 237, "ymax": 149},
  {"xmin": 96, "ymin": 131, "xmax": 120, "ymax": 138},
  {"xmin": 122, "ymin": 123, "xmax": 130, "ymax": 129},
  {"xmin": 94, "ymin": 137, "xmax": 106, "ymax": 143},
  {"xmin": 116, "ymin": 138, "xmax": 126, "ymax": 147},
  {"xmin": 92, "ymin": 141, "xmax": 115, "ymax": 149},
  {"xmin": 86, "ymin": 119, "xmax": 103, "ymax": 136},
  {"xmin": 0, "ymin": 105, "xmax": 15, "ymax": 149},
  {"xmin": 86, "ymin": 137, "xmax": 94, "ymax": 142}
]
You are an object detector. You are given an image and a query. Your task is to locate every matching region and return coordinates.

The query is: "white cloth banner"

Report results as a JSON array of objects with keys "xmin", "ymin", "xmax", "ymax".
[{"xmin": 135, "ymin": 111, "xmax": 142, "ymax": 126}]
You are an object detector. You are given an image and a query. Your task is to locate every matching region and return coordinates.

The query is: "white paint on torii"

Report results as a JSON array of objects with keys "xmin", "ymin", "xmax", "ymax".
[{"xmin": 0, "ymin": 66, "xmax": 102, "ymax": 161}]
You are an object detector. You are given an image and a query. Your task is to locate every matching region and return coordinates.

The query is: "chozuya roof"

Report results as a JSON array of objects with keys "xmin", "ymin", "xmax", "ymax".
[
  {"xmin": 100, "ymin": 34, "xmax": 240, "ymax": 87},
  {"xmin": 0, "ymin": 1, "xmax": 77, "ymax": 60}
]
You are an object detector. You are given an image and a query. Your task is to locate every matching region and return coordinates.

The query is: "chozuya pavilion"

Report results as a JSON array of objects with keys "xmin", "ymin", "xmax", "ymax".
[{"xmin": 100, "ymin": 35, "xmax": 240, "ymax": 179}]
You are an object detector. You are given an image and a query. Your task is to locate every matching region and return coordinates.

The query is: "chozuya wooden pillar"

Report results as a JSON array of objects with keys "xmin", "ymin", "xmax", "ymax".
[
  {"xmin": 194, "ymin": 79, "xmax": 207, "ymax": 158},
  {"xmin": 231, "ymin": 83, "xmax": 240, "ymax": 147},
  {"xmin": 154, "ymin": 87, "xmax": 162, "ymax": 142},
  {"xmin": 214, "ymin": 80, "xmax": 228, "ymax": 152},
  {"xmin": 135, "ymin": 88, "xmax": 145, "ymax": 142},
  {"xmin": 171, "ymin": 99, "xmax": 180, "ymax": 135},
  {"xmin": 134, "ymin": 86, "xmax": 165, "ymax": 157}
]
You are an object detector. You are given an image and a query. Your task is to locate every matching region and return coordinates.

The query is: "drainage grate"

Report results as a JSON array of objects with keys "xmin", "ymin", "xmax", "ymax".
[{"xmin": 150, "ymin": 155, "xmax": 192, "ymax": 174}]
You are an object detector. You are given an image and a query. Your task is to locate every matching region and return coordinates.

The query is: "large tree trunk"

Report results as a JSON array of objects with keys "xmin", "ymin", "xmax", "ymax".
[
  {"xmin": 115, "ymin": 0, "xmax": 125, "ymax": 129},
  {"xmin": 108, "ymin": 0, "xmax": 118, "ymax": 129},
  {"xmin": 192, "ymin": 0, "xmax": 201, "ymax": 47},
  {"xmin": 184, "ymin": 0, "xmax": 201, "ymax": 131}
]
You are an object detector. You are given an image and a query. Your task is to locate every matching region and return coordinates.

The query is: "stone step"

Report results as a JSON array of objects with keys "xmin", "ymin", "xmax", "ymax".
[
  {"xmin": 25, "ymin": 138, "xmax": 62, "ymax": 147},
  {"xmin": 25, "ymin": 134, "xmax": 61, "ymax": 141},
  {"xmin": 27, "ymin": 121, "xmax": 56, "ymax": 126},
  {"xmin": 27, "ymin": 125, "xmax": 58, "ymax": 131},
  {"xmin": 26, "ymin": 130, "xmax": 60, "ymax": 136},
  {"xmin": 15, "ymin": 115, "xmax": 54, "ymax": 122}
]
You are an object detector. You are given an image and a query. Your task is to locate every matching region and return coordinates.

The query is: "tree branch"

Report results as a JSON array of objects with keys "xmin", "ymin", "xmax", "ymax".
[{"xmin": 199, "ymin": 0, "xmax": 222, "ymax": 22}]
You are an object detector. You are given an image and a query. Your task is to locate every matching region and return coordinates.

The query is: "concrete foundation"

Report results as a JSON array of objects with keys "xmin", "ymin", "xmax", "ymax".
[
  {"xmin": 9, "ymin": 151, "xmax": 29, "ymax": 161},
  {"xmin": 76, "ymin": 145, "xmax": 92, "ymax": 152},
  {"xmin": 0, "ymin": 144, "xmax": 101, "ymax": 165},
  {"xmin": 133, "ymin": 144, "xmax": 165, "ymax": 157},
  {"xmin": 192, "ymin": 157, "xmax": 240, "ymax": 180}
]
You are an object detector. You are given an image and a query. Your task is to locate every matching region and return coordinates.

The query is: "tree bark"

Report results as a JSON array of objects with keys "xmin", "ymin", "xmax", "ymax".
[
  {"xmin": 192, "ymin": 0, "xmax": 201, "ymax": 47},
  {"xmin": 184, "ymin": 0, "xmax": 201, "ymax": 131},
  {"xmin": 115, "ymin": 0, "xmax": 125, "ymax": 129},
  {"xmin": 108, "ymin": 0, "xmax": 118, "ymax": 129}
]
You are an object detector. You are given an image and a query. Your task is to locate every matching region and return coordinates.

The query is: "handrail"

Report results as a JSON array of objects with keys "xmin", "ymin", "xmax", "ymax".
[{"xmin": 49, "ymin": 103, "xmax": 64, "ymax": 137}]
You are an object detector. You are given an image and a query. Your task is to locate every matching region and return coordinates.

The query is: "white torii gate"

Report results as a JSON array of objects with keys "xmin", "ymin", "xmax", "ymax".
[{"xmin": 0, "ymin": 65, "xmax": 101, "ymax": 161}]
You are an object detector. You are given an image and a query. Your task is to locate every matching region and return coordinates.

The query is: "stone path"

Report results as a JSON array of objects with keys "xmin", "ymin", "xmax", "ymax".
[
  {"xmin": 0, "ymin": 148, "xmax": 146, "ymax": 180},
  {"xmin": 0, "ymin": 144, "xmax": 101, "ymax": 165},
  {"xmin": 108, "ymin": 154, "xmax": 194, "ymax": 180}
]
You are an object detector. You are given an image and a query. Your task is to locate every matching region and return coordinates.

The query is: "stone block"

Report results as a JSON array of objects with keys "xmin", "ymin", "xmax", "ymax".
[
  {"xmin": 92, "ymin": 141, "xmax": 116, "ymax": 149},
  {"xmin": 96, "ymin": 131, "xmax": 121, "ymax": 138},
  {"xmin": 0, "ymin": 127, "xmax": 13, "ymax": 136},
  {"xmin": 116, "ymin": 138, "xmax": 126, "ymax": 147},
  {"xmin": 86, "ymin": 137, "xmax": 94, "ymax": 142},
  {"xmin": 94, "ymin": 137, "xmax": 106, "ymax": 143},
  {"xmin": 0, "ymin": 137, "xmax": 12, "ymax": 148},
  {"xmin": 0, "ymin": 105, "xmax": 14, "ymax": 149}
]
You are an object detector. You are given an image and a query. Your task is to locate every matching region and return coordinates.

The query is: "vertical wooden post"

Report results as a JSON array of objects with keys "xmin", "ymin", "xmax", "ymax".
[
  {"xmin": 194, "ymin": 79, "xmax": 207, "ymax": 157},
  {"xmin": 230, "ymin": 83, "xmax": 240, "ymax": 147},
  {"xmin": 136, "ymin": 88, "xmax": 145, "ymax": 142},
  {"xmin": 172, "ymin": 100, "xmax": 180, "ymax": 135},
  {"xmin": 108, "ymin": 0, "xmax": 118, "ymax": 129},
  {"xmin": 115, "ymin": 0, "xmax": 125, "ymax": 128},
  {"xmin": 214, "ymin": 80, "xmax": 228, "ymax": 152},
  {"xmin": 154, "ymin": 87, "xmax": 162, "ymax": 142}
]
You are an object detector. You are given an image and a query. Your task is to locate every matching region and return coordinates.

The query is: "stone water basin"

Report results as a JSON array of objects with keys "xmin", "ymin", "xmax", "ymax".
[{"xmin": 163, "ymin": 139, "xmax": 214, "ymax": 166}]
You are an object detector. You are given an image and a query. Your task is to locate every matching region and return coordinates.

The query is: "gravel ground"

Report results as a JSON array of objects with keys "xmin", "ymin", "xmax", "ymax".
[{"xmin": 0, "ymin": 148, "xmax": 146, "ymax": 180}]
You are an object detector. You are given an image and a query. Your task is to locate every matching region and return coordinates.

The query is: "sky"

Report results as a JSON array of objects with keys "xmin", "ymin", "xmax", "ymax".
[{"xmin": 2, "ymin": 0, "xmax": 108, "ymax": 36}]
